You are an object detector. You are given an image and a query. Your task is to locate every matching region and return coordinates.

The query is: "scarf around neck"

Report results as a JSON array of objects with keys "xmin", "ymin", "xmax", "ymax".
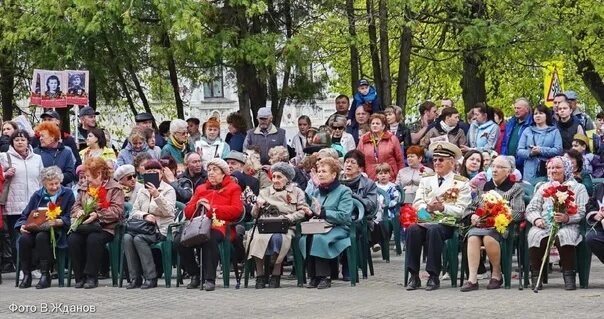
[{"xmin": 439, "ymin": 120, "xmax": 455, "ymax": 134}]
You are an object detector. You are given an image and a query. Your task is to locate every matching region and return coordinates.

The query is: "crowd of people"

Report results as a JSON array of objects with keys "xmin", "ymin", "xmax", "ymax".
[{"xmin": 1, "ymin": 79, "xmax": 604, "ymax": 293}]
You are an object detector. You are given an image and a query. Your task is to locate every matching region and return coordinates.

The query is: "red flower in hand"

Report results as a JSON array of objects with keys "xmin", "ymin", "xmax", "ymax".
[
  {"xmin": 48, "ymin": 202, "xmax": 57, "ymax": 211},
  {"xmin": 567, "ymin": 204, "xmax": 578, "ymax": 215},
  {"xmin": 475, "ymin": 208, "xmax": 487, "ymax": 217}
]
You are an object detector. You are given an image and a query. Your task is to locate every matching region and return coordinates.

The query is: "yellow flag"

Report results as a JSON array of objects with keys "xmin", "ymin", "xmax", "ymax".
[{"xmin": 543, "ymin": 61, "xmax": 564, "ymax": 107}]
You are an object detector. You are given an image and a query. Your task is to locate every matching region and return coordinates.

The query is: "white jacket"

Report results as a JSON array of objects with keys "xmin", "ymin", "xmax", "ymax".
[
  {"xmin": 193, "ymin": 137, "xmax": 230, "ymax": 169},
  {"xmin": 130, "ymin": 181, "xmax": 176, "ymax": 236},
  {"xmin": 0, "ymin": 146, "xmax": 44, "ymax": 216}
]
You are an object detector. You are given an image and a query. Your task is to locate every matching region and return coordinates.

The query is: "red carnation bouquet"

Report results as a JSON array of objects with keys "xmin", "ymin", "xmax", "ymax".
[{"xmin": 464, "ymin": 190, "xmax": 513, "ymax": 236}]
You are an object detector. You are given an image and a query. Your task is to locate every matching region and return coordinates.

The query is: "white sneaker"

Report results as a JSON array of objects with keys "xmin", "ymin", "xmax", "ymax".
[
  {"xmin": 440, "ymin": 272, "xmax": 450, "ymax": 280},
  {"xmin": 477, "ymin": 271, "xmax": 491, "ymax": 280}
]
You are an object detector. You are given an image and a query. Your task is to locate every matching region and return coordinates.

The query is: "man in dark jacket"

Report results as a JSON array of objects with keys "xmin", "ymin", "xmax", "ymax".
[
  {"xmin": 76, "ymin": 106, "xmax": 99, "ymax": 150},
  {"xmin": 501, "ymin": 98, "xmax": 533, "ymax": 173},
  {"xmin": 163, "ymin": 152, "xmax": 207, "ymax": 203},
  {"xmin": 242, "ymin": 107, "xmax": 288, "ymax": 165},
  {"xmin": 31, "ymin": 110, "xmax": 82, "ymax": 167}
]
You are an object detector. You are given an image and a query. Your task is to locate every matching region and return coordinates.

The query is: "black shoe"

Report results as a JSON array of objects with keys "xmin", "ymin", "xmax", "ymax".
[
  {"xmin": 19, "ymin": 273, "xmax": 32, "ymax": 289},
  {"xmin": 425, "ymin": 276, "xmax": 440, "ymax": 291},
  {"xmin": 204, "ymin": 280, "xmax": 215, "ymax": 291},
  {"xmin": 406, "ymin": 275, "xmax": 421, "ymax": 291},
  {"xmin": 83, "ymin": 277, "xmax": 98, "ymax": 289},
  {"xmin": 35, "ymin": 272, "xmax": 51, "ymax": 289},
  {"xmin": 74, "ymin": 280, "xmax": 85, "ymax": 289},
  {"xmin": 187, "ymin": 276, "xmax": 200, "ymax": 289},
  {"xmin": 306, "ymin": 277, "xmax": 319, "ymax": 288},
  {"xmin": 98, "ymin": 271, "xmax": 110, "ymax": 280},
  {"xmin": 255, "ymin": 275, "xmax": 266, "ymax": 289},
  {"xmin": 317, "ymin": 277, "xmax": 331, "ymax": 289},
  {"xmin": 126, "ymin": 278, "xmax": 142, "ymax": 289},
  {"xmin": 563, "ymin": 270, "xmax": 576, "ymax": 291},
  {"xmin": 268, "ymin": 275, "xmax": 281, "ymax": 288},
  {"xmin": 141, "ymin": 278, "xmax": 157, "ymax": 289},
  {"xmin": 460, "ymin": 281, "xmax": 478, "ymax": 292},
  {"xmin": 531, "ymin": 273, "xmax": 543, "ymax": 290}
]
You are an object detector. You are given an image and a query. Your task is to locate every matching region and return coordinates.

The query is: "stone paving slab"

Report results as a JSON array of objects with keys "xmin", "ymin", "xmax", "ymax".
[{"xmin": 1, "ymin": 250, "xmax": 603, "ymax": 318}]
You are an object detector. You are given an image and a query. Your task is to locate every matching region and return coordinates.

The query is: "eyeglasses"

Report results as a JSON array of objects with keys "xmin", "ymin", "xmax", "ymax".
[
  {"xmin": 331, "ymin": 126, "xmax": 344, "ymax": 131},
  {"xmin": 125, "ymin": 174, "xmax": 136, "ymax": 181},
  {"xmin": 175, "ymin": 131, "xmax": 188, "ymax": 135},
  {"xmin": 432, "ymin": 157, "xmax": 448, "ymax": 163}
]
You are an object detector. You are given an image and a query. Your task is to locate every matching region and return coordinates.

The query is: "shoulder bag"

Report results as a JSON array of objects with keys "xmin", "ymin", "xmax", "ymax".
[
  {"xmin": 0, "ymin": 154, "xmax": 12, "ymax": 205},
  {"xmin": 180, "ymin": 205, "xmax": 211, "ymax": 247}
]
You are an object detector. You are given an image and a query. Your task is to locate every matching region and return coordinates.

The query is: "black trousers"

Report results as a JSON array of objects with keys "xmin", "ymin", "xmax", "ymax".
[
  {"xmin": 175, "ymin": 229, "xmax": 223, "ymax": 281},
  {"xmin": 18, "ymin": 231, "xmax": 52, "ymax": 272},
  {"xmin": 586, "ymin": 227, "xmax": 604, "ymax": 264},
  {"xmin": 68, "ymin": 231, "xmax": 113, "ymax": 280},
  {"xmin": 405, "ymin": 224, "xmax": 454, "ymax": 277},
  {"xmin": 305, "ymin": 234, "xmax": 332, "ymax": 278},
  {"xmin": 529, "ymin": 237, "xmax": 576, "ymax": 272},
  {"xmin": 1, "ymin": 215, "xmax": 19, "ymax": 268}
]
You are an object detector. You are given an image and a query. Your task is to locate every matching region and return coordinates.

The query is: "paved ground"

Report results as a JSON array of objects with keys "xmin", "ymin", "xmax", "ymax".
[{"xmin": 1, "ymin": 246, "xmax": 603, "ymax": 319}]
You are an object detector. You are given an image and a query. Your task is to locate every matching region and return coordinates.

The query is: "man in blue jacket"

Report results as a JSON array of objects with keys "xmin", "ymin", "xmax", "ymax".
[{"xmin": 501, "ymin": 98, "xmax": 533, "ymax": 173}]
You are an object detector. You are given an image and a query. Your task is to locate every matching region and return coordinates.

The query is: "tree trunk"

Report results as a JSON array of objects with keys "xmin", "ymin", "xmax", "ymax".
[
  {"xmin": 88, "ymin": 72, "xmax": 97, "ymax": 110},
  {"xmin": 163, "ymin": 32, "xmax": 185, "ymax": 119},
  {"xmin": 396, "ymin": 25, "xmax": 412, "ymax": 119},
  {"xmin": 461, "ymin": 51, "xmax": 487, "ymax": 113},
  {"xmin": 103, "ymin": 37, "xmax": 137, "ymax": 116},
  {"xmin": 346, "ymin": 0, "xmax": 360, "ymax": 94},
  {"xmin": 378, "ymin": 0, "xmax": 391, "ymax": 108},
  {"xmin": 0, "ymin": 52, "xmax": 14, "ymax": 121},
  {"xmin": 366, "ymin": 0, "xmax": 383, "ymax": 98},
  {"xmin": 575, "ymin": 57, "xmax": 604, "ymax": 107}
]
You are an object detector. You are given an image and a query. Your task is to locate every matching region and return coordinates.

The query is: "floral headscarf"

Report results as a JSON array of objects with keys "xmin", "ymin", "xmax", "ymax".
[{"xmin": 547, "ymin": 156, "xmax": 574, "ymax": 182}]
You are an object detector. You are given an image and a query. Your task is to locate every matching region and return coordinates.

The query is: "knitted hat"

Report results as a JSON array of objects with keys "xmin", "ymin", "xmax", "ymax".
[
  {"xmin": 271, "ymin": 162, "xmax": 295, "ymax": 182},
  {"xmin": 113, "ymin": 164, "xmax": 136, "ymax": 181},
  {"xmin": 205, "ymin": 117, "xmax": 220, "ymax": 129},
  {"xmin": 207, "ymin": 158, "xmax": 230, "ymax": 175}
]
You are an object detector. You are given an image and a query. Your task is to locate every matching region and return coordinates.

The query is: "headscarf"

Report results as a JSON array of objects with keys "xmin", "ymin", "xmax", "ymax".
[{"xmin": 547, "ymin": 156, "xmax": 574, "ymax": 182}]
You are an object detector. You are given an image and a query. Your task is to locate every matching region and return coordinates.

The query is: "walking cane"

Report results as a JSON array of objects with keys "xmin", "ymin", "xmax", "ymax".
[{"xmin": 242, "ymin": 204, "xmax": 264, "ymax": 288}]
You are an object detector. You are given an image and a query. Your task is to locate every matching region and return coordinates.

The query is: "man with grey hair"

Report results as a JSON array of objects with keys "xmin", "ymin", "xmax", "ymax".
[
  {"xmin": 160, "ymin": 119, "xmax": 190, "ymax": 164},
  {"xmin": 243, "ymin": 107, "xmax": 288, "ymax": 165},
  {"xmin": 501, "ymin": 98, "xmax": 533, "ymax": 173}
]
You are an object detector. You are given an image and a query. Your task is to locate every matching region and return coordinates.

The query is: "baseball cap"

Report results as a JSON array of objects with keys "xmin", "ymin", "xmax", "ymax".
[
  {"xmin": 41, "ymin": 110, "xmax": 60, "ymax": 120},
  {"xmin": 78, "ymin": 106, "xmax": 99, "ymax": 117}
]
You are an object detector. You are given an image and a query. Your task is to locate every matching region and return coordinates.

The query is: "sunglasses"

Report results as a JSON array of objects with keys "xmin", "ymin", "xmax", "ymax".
[
  {"xmin": 432, "ymin": 157, "xmax": 448, "ymax": 163},
  {"xmin": 125, "ymin": 174, "xmax": 136, "ymax": 181},
  {"xmin": 331, "ymin": 126, "xmax": 344, "ymax": 131}
]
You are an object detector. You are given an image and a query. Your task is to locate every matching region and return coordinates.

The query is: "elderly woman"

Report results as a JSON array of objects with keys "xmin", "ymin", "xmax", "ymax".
[
  {"xmin": 161, "ymin": 119, "xmax": 190, "ymax": 164},
  {"xmin": 117, "ymin": 129, "xmax": 157, "ymax": 166},
  {"xmin": 460, "ymin": 156, "xmax": 525, "ymax": 292},
  {"xmin": 177, "ymin": 158, "xmax": 242, "ymax": 291},
  {"xmin": 114, "ymin": 164, "xmax": 144, "ymax": 205},
  {"xmin": 327, "ymin": 115, "xmax": 356, "ymax": 158},
  {"xmin": 357, "ymin": 113, "xmax": 405, "ymax": 181},
  {"xmin": 123, "ymin": 160, "xmax": 176, "ymax": 289},
  {"xmin": 249, "ymin": 163, "xmax": 310, "ymax": 288},
  {"xmin": 396, "ymin": 145, "xmax": 433, "ymax": 204},
  {"xmin": 300, "ymin": 157, "xmax": 353, "ymax": 289},
  {"xmin": 268, "ymin": 146, "xmax": 308, "ymax": 191},
  {"xmin": 33, "ymin": 122, "xmax": 76, "ymax": 186},
  {"xmin": 79, "ymin": 127, "xmax": 116, "ymax": 166},
  {"xmin": 15, "ymin": 166, "xmax": 75, "ymax": 289},
  {"xmin": 526, "ymin": 156, "xmax": 588, "ymax": 290},
  {"xmin": 193, "ymin": 117, "xmax": 230, "ymax": 169},
  {"xmin": 0, "ymin": 130, "xmax": 44, "ymax": 269},
  {"xmin": 68, "ymin": 158, "xmax": 125, "ymax": 289}
]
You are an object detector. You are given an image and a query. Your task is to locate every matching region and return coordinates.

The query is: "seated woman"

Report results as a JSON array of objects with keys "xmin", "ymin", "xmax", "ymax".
[
  {"xmin": 15, "ymin": 166, "xmax": 75, "ymax": 289},
  {"xmin": 68, "ymin": 158, "xmax": 125, "ymax": 289},
  {"xmin": 460, "ymin": 156, "xmax": 524, "ymax": 292},
  {"xmin": 177, "ymin": 158, "xmax": 242, "ymax": 291},
  {"xmin": 123, "ymin": 160, "xmax": 176, "ymax": 289},
  {"xmin": 525, "ymin": 156, "xmax": 588, "ymax": 290},
  {"xmin": 114, "ymin": 164, "xmax": 144, "ymax": 205},
  {"xmin": 300, "ymin": 157, "xmax": 353, "ymax": 289},
  {"xmin": 248, "ymin": 163, "xmax": 310, "ymax": 289}
]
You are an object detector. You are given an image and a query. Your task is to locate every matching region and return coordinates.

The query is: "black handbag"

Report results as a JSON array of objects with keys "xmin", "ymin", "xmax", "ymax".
[
  {"xmin": 258, "ymin": 216, "xmax": 289, "ymax": 234},
  {"xmin": 126, "ymin": 218, "xmax": 157, "ymax": 236},
  {"xmin": 180, "ymin": 206, "xmax": 212, "ymax": 247}
]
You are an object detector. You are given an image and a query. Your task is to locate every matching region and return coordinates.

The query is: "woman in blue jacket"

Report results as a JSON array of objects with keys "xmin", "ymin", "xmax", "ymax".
[
  {"xmin": 33, "ymin": 122, "xmax": 76, "ymax": 186},
  {"xmin": 517, "ymin": 104, "xmax": 563, "ymax": 183},
  {"xmin": 465, "ymin": 103, "xmax": 499, "ymax": 153},
  {"xmin": 15, "ymin": 166, "xmax": 74, "ymax": 289}
]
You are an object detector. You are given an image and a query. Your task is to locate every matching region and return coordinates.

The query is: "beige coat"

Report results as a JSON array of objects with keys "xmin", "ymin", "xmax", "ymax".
[
  {"xmin": 130, "ymin": 181, "xmax": 176, "ymax": 236},
  {"xmin": 248, "ymin": 184, "xmax": 307, "ymax": 264}
]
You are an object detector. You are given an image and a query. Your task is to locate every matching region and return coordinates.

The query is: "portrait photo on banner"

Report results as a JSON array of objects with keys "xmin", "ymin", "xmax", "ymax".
[
  {"xmin": 29, "ymin": 69, "xmax": 44, "ymax": 106},
  {"xmin": 40, "ymin": 70, "xmax": 67, "ymax": 108},
  {"xmin": 65, "ymin": 70, "xmax": 89, "ymax": 105}
]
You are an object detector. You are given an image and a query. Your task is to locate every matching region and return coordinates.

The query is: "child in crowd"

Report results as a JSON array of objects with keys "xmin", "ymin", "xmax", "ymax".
[
  {"xmin": 572, "ymin": 133, "xmax": 593, "ymax": 175},
  {"xmin": 347, "ymin": 79, "xmax": 381, "ymax": 126},
  {"xmin": 374, "ymin": 163, "xmax": 400, "ymax": 252}
]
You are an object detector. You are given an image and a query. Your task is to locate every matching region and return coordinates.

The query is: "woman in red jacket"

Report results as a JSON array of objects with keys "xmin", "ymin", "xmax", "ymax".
[
  {"xmin": 177, "ymin": 158, "xmax": 242, "ymax": 291},
  {"xmin": 357, "ymin": 113, "xmax": 405, "ymax": 181}
]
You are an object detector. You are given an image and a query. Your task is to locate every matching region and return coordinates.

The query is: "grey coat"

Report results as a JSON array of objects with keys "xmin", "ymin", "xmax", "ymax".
[
  {"xmin": 248, "ymin": 184, "xmax": 308, "ymax": 264},
  {"xmin": 526, "ymin": 180, "xmax": 588, "ymax": 248}
]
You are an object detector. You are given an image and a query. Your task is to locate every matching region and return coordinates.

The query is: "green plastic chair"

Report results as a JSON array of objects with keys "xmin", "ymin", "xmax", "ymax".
[
  {"xmin": 67, "ymin": 202, "xmax": 131, "ymax": 287},
  {"xmin": 217, "ymin": 206, "xmax": 247, "ymax": 288},
  {"xmin": 403, "ymin": 227, "xmax": 460, "ymax": 288},
  {"xmin": 118, "ymin": 201, "xmax": 185, "ymax": 288}
]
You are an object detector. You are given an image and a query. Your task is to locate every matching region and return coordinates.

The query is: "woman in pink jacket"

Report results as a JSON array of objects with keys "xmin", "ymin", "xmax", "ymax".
[{"xmin": 357, "ymin": 113, "xmax": 405, "ymax": 181}]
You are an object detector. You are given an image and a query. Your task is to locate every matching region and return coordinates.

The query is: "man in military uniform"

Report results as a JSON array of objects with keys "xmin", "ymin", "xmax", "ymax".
[{"xmin": 406, "ymin": 141, "xmax": 471, "ymax": 291}]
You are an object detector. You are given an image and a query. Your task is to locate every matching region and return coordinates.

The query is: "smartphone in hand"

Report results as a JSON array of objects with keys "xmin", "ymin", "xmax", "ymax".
[{"xmin": 143, "ymin": 172, "xmax": 161, "ymax": 188}]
